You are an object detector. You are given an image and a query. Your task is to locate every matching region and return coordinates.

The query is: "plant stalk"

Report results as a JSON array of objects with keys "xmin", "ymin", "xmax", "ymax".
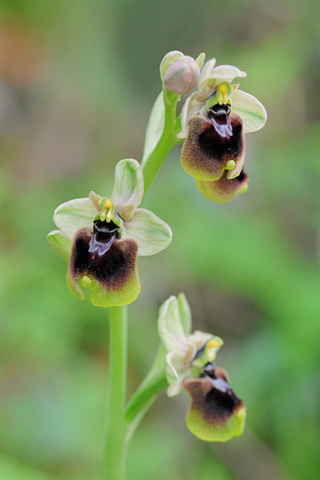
[
  {"xmin": 142, "ymin": 94, "xmax": 182, "ymax": 197},
  {"xmin": 104, "ymin": 306, "xmax": 128, "ymax": 480}
]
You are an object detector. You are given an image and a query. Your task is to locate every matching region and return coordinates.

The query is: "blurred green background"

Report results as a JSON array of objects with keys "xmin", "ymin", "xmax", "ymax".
[{"xmin": 0, "ymin": 0, "xmax": 320, "ymax": 479}]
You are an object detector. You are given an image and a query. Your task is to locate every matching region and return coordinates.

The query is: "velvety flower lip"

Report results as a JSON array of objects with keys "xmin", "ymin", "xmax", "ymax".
[
  {"xmin": 183, "ymin": 361, "xmax": 246, "ymax": 442},
  {"xmin": 48, "ymin": 159, "xmax": 172, "ymax": 307},
  {"xmin": 180, "ymin": 106, "xmax": 245, "ymax": 182},
  {"xmin": 158, "ymin": 294, "xmax": 223, "ymax": 397}
]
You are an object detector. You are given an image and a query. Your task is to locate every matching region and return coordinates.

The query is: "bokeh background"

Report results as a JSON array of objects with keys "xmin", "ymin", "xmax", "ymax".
[{"xmin": 1, "ymin": 0, "xmax": 320, "ymax": 479}]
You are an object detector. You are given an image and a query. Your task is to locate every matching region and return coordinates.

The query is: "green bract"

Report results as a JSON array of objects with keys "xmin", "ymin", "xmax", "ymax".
[{"xmin": 47, "ymin": 159, "xmax": 172, "ymax": 308}]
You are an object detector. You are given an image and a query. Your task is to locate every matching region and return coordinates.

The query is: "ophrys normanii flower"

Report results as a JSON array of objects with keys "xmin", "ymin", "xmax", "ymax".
[
  {"xmin": 158, "ymin": 293, "xmax": 222, "ymax": 397},
  {"xmin": 158, "ymin": 294, "xmax": 246, "ymax": 442},
  {"xmin": 179, "ymin": 59, "xmax": 267, "ymax": 183},
  {"xmin": 48, "ymin": 159, "xmax": 172, "ymax": 308}
]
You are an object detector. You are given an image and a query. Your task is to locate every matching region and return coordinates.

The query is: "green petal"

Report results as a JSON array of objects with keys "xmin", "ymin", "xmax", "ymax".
[
  {"xmin": 54, "ymin": 198, "xmax": 96, "ymax": 238},
  {"xmin": 111, "ymin": 159, "xmax": 144, "ymax": 208},
  {"xmin": 124, "ymin": 208, "xmax": 172, "ymax": 256},
  {"xmin": 89, "ymin": 191, "xmax": 102, "ymax": 210},
  {"xmin": 195, "ymin": 52, "xmax": 206, "ymax": 69},
  {"xmin": 230, "ymin": 89, "xmax": 267, "ymax": 133},
  {"xmin": 158, "ymin": 296, "xmax": 187, "ymax": 352},
  {"xmin": 47, "ymin": 229, "xmax": 72, "ymax": 262},
  {"xmin": 177, "ymin": 293, "xmax": 192, "ymax": 335},
  {"xmin": 142, "ymin": 92, "xmax": 165, "ymax": 163}
]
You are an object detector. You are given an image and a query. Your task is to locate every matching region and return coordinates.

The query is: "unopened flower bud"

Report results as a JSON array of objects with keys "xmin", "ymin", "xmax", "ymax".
[
  {"xmin": 163, "ymin": 56, "xmax": 201, "ymax": 95},
  {"xmin": 160, "ymin": 50, "xmax": 183, "ymax": 80}
]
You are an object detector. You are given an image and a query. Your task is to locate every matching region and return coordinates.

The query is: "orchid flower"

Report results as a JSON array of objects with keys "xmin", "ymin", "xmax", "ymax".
[
  {"xmin": 158, "ymin": 294, "xmax": 246, "ymax": 442},
  {"xmin": 178, "ymin": 59, "xmax": 267, "ymax": 201},
  {"xmin": 48, "ymin": 159, "xmax": 172, "ymax": 308}
]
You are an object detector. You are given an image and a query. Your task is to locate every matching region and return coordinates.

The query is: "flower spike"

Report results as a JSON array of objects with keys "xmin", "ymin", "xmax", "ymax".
[{"xmin": 48, "ymin": 159, "xmax": 172, "ymax": 308}]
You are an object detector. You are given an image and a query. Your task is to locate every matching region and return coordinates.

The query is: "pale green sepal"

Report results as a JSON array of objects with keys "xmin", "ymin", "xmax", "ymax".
[
  {"xmin": 158, "ymin": 296, "xmax": 186, "ymax": 352},
  {"xmin": 111, "ymin": 158, "xmax": 144, "ymax": 208},
  {"xmin": 195, "ymin": 52, "xmax": 205, "ymax": 69},
  {"xmin": 124, "ymin": 208, "xmax": 172, "ymax": 256},
  {"xmin": 186, "ymin": 403, "xmax": 246, "ymax": 442},
  {"xmin": 54, "ymin": 198, "xmax": 96, "ymax": 239},
  {"xmin": 160, "ymin": 50, "xmax": 183, "ymax": 80},
  {"xmin": 142, "ymin": 91, "xmax": 165, "ymax": 164},
  {"xmin": 47, "ymin": 229, "xmax": 72, "ymax": 262},
  {"xmin": 177, "ymin": 293, "xmax": 192, "ymax": 335},
  {"xmin": 199, "ymin": 64, "xmax": 246, "ymax": 90},
  {"xmin": 230, "ymin": 88, "xmax": 267, "ymax": 133}
]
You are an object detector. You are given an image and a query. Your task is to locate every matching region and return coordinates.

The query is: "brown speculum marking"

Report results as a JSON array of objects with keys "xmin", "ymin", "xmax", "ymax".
[
  {"xmin": 199, "ymin": 104, "xmax": 243, "ymax": 162},
  {"xmin": 200, "ymin": 362, "xmax": 243, "ymax": 421}
]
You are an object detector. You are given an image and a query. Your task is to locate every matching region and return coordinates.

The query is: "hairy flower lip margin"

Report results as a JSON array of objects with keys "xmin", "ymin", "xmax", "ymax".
[
  {"xmin": 183, "ymin": 367, "xmax": 246, "ymax": 442},
  {"xmin": 195, "ymin": 169, "xmax": 249, "ymax": 203},
  {"xmin": 48, "ymin": 159, "xmax": 172, "ymax": 307},
  {"xmin": 180, "ymin": 111, "xmax": 245, "ymax": 182}
]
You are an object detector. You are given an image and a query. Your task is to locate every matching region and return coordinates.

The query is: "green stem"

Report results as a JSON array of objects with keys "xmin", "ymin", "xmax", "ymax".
[
  {"xmin": 125, "ymin": 368, "xmax": 168, "ymax": 443},
  {"xmin": 104, "ymin": 306, "xmax": 128, "ymax": 480},
  {"xmin": 142, "ymin": 94, "xmax": 182, "ymax": 197}
]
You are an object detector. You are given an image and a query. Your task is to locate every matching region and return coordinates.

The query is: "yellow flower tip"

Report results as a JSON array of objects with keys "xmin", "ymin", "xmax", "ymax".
[
  {"xmin": 206, "ymin": 338, "xmax": 221, "ymax": 349},
  {"xmin": 225, "ymin": 160, "xmax": 236, "ymax": 171},
  {"xmin": 240, "ymin": 184, "xmax": 249, "ymax": 194},
  {"xmin": 81, "ymin": 276, "xmax": 92, "ymax": 288}
]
